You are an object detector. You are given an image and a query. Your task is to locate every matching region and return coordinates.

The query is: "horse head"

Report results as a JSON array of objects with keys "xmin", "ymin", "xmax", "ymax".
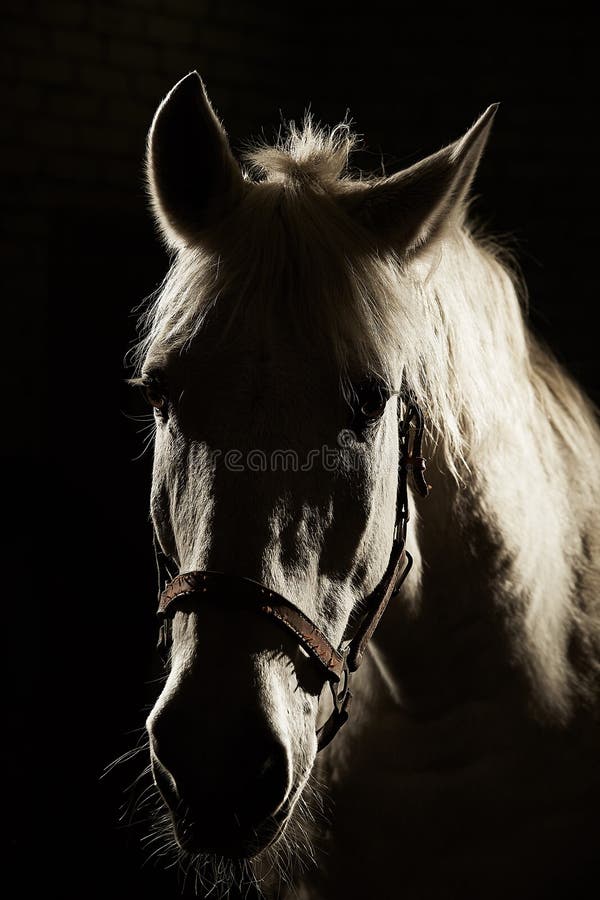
[{"xmin": 138, "ymin": 72, "xmax": 495, "ymax": 864}]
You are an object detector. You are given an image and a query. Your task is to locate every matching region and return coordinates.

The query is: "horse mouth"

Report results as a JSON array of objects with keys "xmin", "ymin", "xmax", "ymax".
[{"xmin": 172, "ymin": 802, "xmax": 291, "ymax": 859}]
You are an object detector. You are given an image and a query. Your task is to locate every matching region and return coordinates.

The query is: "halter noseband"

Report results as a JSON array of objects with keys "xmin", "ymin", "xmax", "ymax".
[{"xmin": 154, "ymin": 397, "xmax": 429, "ymax": 751}]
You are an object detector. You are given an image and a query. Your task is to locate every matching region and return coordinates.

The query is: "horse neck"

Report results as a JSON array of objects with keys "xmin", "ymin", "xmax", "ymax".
[{"xmin": 375, "ymin": 234, "xmax": 600, "ymax": 723}]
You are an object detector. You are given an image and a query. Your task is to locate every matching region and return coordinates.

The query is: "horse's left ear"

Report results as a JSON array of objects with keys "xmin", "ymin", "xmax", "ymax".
[
  {"xmin": 340, "ymin": 104, "xmax": 499, "ymax": 253},
  {"xmin": 146, "ymin": 72, "xmax": 245, "ymax": 247}
]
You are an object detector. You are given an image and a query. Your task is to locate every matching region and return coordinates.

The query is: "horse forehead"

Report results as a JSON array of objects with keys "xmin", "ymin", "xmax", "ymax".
[{"xmin": 163, "ymin": 332, "xmax": 342, "ymax": 424}]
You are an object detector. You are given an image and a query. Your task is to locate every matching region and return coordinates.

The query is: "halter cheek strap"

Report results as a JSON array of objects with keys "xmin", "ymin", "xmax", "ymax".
[{"xmin": 154, "ymin": 398, "xmax": 430, "ymax": 751}]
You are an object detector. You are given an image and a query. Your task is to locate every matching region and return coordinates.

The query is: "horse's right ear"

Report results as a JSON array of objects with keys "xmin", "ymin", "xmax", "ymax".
[
  {"xmin": 146, "ymin": 72, "xmax": 245, "ymax": 248},
  {"xmin": 339, "ymin": 105, "xmax": 499, "ymax": 254}
]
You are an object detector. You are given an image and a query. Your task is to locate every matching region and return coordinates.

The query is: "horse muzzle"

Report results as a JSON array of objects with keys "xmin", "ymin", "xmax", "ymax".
[{"xmin": 149, "ymin": 706, "xmax": 293, "ymax": 857}]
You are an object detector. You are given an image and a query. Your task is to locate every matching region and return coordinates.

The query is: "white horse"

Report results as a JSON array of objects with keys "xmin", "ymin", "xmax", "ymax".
[{"xmin": 132, "ymin": 72, "xmax": 600, "ymax": 898}]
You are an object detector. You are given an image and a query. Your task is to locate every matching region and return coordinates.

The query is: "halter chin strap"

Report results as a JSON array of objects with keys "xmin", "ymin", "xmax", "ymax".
[{"xmin": 154, "ymin": 397, "xmax": 430, "ymax": 752}]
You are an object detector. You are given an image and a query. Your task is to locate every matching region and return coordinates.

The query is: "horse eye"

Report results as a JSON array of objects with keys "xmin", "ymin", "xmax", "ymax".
[
  {"xmin": 141, "ymin": 375, "xmax": 167, "ymax": 413},
  {"xmin": 353, "ymin": 379, "xmax": 390, "ymax": 426},
  {"xmin": 144, "ymin": 386, "xmax": 166, "ymax": 410},
  {"xmin": 360, "ymin": 392, "xmax": 387, "ymax": 419}
]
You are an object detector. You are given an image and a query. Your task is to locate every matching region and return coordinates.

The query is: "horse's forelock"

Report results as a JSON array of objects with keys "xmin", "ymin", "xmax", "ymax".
[{"xmin": 242, "ymin": 114, "xmax": 357, "ymax": 185}]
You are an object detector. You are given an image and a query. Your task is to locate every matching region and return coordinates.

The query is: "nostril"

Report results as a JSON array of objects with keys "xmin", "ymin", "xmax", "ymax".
[
  {"xmin": 151, "ymin": 752, "xmax": 181, "ymax": 811},
  {"xmin": 259, "ymin": 751, "xmax": 282, "ymax": 778},
  {"xmin": 240, "ymin": 740, "xmax": 291, "ymax": 823},
  {"xmin": 147, "ymin": 709, "xmax": 189, "ymax": 791}
]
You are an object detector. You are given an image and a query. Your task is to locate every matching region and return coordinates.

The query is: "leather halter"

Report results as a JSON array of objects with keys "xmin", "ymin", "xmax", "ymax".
[{"xmin": 154, "ymin": 397, "xmax": 429, "ymax": 751}]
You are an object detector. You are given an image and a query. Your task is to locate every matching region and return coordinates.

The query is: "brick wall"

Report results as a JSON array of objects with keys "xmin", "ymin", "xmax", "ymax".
[
  {"xmin": 0, "ymin": 0, "xmax": 598, "ymax": 447},
  {"xmin": 4, "ymin": 7, "xmax": 598, "ymax": 895},
  {"xmin": 3, "ymin": 1, "xmax": 311, "ymax": 212},
  {"xmin": 3, "ymin": 1, "xmax": 304, "ymax": 451},
  {"xmin": 2, "ymin": 3, "xmax": 599, "ymax": 456}
]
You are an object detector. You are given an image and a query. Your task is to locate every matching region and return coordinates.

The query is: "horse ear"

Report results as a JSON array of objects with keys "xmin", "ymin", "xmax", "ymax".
[
  {"xmin": 340, "ymin": 104, "xmax": 499, "ymax": 252},
  {"xmin": 146, "ymin": 72, "xmax": 245, "ymax": 247}
]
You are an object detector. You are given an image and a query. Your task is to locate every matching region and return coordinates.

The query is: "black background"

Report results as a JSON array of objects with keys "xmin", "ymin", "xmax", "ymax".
[{"xmin": 4, "ymin": 4, "xmax": 598, "ymax": 896}]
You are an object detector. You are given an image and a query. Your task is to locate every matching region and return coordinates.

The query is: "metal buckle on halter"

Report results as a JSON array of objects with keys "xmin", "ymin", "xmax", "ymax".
[
  {"xmin": 316, "ymin": 650, "xmax": 353, "ymax": 751},
  {"xmin": 331, "ymin": 646, "xmax": 352, "ymax": 714},
  {"xmin": 399, "ymin": 396, "xmax": 431, "ymax": 500}
]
